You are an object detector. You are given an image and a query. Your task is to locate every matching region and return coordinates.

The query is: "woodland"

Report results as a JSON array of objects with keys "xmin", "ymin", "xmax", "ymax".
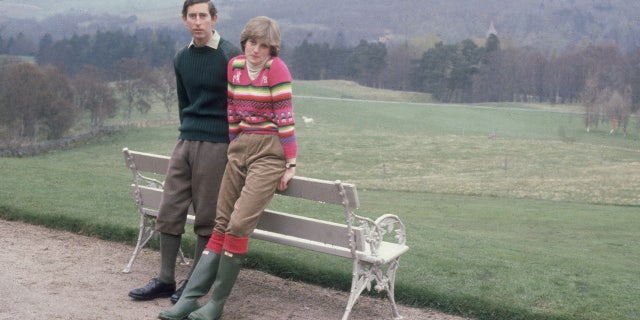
[{"xmin": 1, "ymin": 0, "xmax": 639, "ymax": 145}]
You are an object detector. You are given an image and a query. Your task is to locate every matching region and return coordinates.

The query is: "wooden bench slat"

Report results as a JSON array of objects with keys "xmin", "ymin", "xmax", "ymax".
[
  {"xmin": 125, "ymin": 149, "xmax": 171, "ymax": 175},
  {"xmin": 276, "ymin": 176, "xmax": 359, "ymax": 208},
  {"xmin": 134, "ymin": 185, "xmax": 163, "ymax": 208},
  {"xmin": 251, "ymin": 230, "xmax": 354, "ymax": 259},
  {"xmin": 257, "ymin": 210, "xmax": 365, "ymax": 251},
  {"xmin": 134, "ymin": 185, "xmax": 195, "ymax": 222}
]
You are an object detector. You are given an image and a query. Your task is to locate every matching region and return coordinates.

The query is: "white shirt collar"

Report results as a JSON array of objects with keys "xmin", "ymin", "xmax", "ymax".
[{"xmin": 188, "ymin": 30, "xmax": 221, "ymax": 49}]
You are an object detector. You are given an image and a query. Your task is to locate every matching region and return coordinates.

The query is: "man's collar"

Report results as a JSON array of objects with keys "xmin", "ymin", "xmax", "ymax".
[{"xmin": 189, "ymin": 30, "xmax": 221, "ymax": 49}]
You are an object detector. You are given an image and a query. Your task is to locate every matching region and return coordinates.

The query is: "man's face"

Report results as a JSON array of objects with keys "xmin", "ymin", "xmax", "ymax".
[{"xmin": 182, "ymin": 3, "xmax": 217, "ymax": 46}]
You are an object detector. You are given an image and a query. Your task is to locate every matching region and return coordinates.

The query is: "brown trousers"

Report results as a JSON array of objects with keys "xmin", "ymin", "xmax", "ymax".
[
  {"xmin": 155, "ymin": 140, "xmax": 228, "ymax": 237},
  {"xmin": 214, "ymin": 134, "xmax": 286, "ymax": 239}
]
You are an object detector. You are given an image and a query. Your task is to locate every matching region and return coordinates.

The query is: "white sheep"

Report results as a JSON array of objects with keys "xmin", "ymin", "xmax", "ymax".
[{"xmin": 301, "ymin": 116, "xmax": 314, "ymax": 126}]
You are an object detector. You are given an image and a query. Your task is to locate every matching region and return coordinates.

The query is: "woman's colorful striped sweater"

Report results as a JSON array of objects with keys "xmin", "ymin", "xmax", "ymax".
[{"xmin": 226, "ymin": 55, "xmax": 297, "ymax": 160}]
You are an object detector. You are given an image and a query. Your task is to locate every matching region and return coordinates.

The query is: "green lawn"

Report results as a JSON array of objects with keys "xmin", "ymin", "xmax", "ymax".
[{"xmin": 1, "ymin": 81, "xmax": 639, "ymax": 320}]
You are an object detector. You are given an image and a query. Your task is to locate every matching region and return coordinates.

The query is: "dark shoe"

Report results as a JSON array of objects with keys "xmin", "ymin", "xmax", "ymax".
[
  {"xmin": 170, "ymin": 280, "xmax": 188, "ymax": 304},
  {"xmin": 129, "ymin": 278, "xmax": 176, "ymax": 301}
]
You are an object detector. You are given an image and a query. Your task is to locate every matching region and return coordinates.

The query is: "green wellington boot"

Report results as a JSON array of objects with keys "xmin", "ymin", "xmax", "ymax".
[
  {"xmin": 187, "ymin": 251, "xmax": 243, "ymax": 320},
  {"xmin": 158, "ymin": 250, "xmax": 221, "ymax": 320}
]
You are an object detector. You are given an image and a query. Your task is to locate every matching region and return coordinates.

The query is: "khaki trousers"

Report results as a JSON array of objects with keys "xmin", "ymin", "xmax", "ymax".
[
  {"xmin": 156, "ymin": 140, "xmax": 228, "ymax": 237},
  {"xmin": 214, "ymin": 134, "xmax": 286, "ymax": 240}
]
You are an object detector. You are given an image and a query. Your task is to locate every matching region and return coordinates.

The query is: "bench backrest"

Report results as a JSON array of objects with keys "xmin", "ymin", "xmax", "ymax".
[
  {"xmin": 123, "ymin": 148, "xmax": 170, "ymax": 188},
  {"xmin": 258, "ymin": 177, "xmax": 365, "ymax": 255}
]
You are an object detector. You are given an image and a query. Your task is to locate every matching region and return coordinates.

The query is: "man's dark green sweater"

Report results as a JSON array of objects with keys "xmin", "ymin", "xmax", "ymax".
[{"xmin": 173, "ymin": 38, "xmax": 240, "ymax": 143}]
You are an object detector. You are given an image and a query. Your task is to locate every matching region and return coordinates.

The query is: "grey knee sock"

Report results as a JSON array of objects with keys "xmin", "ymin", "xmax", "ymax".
[
  {"xmin": 188, "ymin": 235, "xmax": 209, "ymax": 277},
  {"xmin": 159, "ymin": 233, "xmax": 181, "ymax": 284}
]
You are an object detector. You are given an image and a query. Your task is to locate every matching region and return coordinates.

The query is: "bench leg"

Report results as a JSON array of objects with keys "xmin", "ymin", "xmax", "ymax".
[
  {"xmin": 380, "ymin": 258, "xmax": 403, "ymax": 320},
  {"xmin": 177, "ymin": 247, "xmax": 189, "ymax": 266},
  {"xmin": 342, "ymin": 259, "xmax": 371, "ymax": 320},
  {"xmin": 122, "ymin": 214, "xmax": 156, "ymax": 273},
  {"xmin": 342, "ymin": 259, "xmax": 403, "ymax": 320}
]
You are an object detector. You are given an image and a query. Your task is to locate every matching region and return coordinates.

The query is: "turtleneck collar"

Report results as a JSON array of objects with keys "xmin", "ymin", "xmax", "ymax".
[{"xmin": 246, "ymin": 56, "xmax": 271, "ymax": 80}]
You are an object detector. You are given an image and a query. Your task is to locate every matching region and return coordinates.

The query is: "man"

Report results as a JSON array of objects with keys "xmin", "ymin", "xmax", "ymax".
[
  {"xmin": 128, "ymin": 0, "xmax": 241, "ymax": 304},
  {"xmin": 158, "ymin": 16, "xmax": 297, "ymax": 320}
]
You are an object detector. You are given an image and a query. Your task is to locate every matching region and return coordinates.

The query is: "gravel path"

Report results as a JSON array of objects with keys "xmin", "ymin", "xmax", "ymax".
[{"xmin": 0, "ymin": 219, "xmax": 471, "ymax": 320}]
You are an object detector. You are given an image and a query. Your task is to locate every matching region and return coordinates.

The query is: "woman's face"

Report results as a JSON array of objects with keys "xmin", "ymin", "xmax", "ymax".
[{"xmin": 244, "ymin": 38, "xmax": 271, "ymax": 66}]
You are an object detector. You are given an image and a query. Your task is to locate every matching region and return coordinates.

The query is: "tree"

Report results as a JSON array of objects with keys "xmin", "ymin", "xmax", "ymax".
[
  {"xmin": 0, "ymin": 63, "xmax": 76, "ymax": 143},
  {"xmin": 627, "ymin": 48, "xmax": 640, "ymax": 112},
  {"xmin": 521, "ymin": 48, "xmax": 547, "ymax": 102},
  {"xmin": 0, "ymin": 63, "xmax": 46, "ymax": 141},
  {"xmin": 291, "ymin": 39, "xmax": 331, "ymax": 80},
  {"xmin": 471, "ymin": 50, "xmax": 503, "ymax": 102},
  {"xmin": 581, "ymin": 74, "xmax": 602, "ymax": 131},
  {"xmin": 37, "ymin": 33, "xmax": 53, "ymax": 59},
  {"xmin": 37, "ymin": 33, "xmax": 91, "ymax": 76},
  {"xmin": 113, "ymin": 58, "xmax": 152, "ymax": 122},
  {"xmin": 542, "ymin": 50, "xmax": 583, "ymax": 104},
  {"xmin": 0, "ymin": 27, "xmax": 5, "ymax": 54},
  {"xmin": 412, "ymin": 40, "xmax": 483, "ymax": 102},
  {"xmin": 602, "ymin": 88, "xmax": 631, "ymax": 136},
  {"xmin": 73, "ymin": 65, "xmax": 118, "ymax": 129},
  {"xmin": 6, "ymin": 32, "xmax": 37, "ymax": 56},
  {"xmin": 148, "ymin": 65, "xmax": 177, "ymax": 120},
  {"xmin": 347, "ymin": 40, "xmax": 387, "ymax": 88},
  {"xmin": 40, "ymin": 65, "xmax": 77, "ymax": 139},
  {"xmin": 411, "ymin": 42, "xmax": 452, "ymax": 100},
  {"xmin": 476, "ymin": 46, "xmax": 555, "ymax": 103},
  {"xmin": 135, "ymin": 28, "xmax": 177, "ymax": 68},
  {"xmin": 576, "ymin": 43, "xmax": 631, "ymax": 132},
  {"xmin": 447, "ymin": 39, "xmax": 483, "ymax": 102},
  {"xmin": 382, "ymin": 43, "xmax": 417, "ymax": 91},
  {"xmin": 91, "ymin": 30, "xmax": 137, "ymax": 73},
  {"xmin": 485, "ymin": 34, "xmax": 500, "ymax": 54}
]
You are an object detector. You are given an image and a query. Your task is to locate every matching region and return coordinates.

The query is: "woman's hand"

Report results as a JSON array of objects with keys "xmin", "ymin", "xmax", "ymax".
[{"xmin": 277, "ymin": 167, "xmax": 295, "ymax": 191}]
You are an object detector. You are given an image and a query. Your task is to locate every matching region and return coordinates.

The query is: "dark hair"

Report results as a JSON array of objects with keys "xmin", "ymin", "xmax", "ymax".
[{"xmin": 182, "ymin": 0, "xmax": 217, "ymax": 18}]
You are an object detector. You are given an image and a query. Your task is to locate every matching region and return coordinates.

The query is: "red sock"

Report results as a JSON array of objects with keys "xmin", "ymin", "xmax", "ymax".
[
  {"xmin": 205, "ymin": 231, "xmax": 225, "ymax": 253},
  {"xmin": 223, "ymin": 234, "xmax": 249, "ymax": 255}
]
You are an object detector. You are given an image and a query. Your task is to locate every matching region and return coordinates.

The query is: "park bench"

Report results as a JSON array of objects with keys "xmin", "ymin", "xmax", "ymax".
[{"xmin": 122, "ymin": 147, "xmax": 410, "ymax": 320}]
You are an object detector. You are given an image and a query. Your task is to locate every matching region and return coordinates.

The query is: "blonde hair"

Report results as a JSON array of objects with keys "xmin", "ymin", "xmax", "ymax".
[{"xmin": 240, "ymin": 16, "xmax": 281, "ymax": 57}]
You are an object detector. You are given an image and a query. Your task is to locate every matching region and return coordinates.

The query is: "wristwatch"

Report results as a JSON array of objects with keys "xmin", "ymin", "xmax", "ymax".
[{"xmin": 285, "ymin": 163, "xmax": 296, "ymax": 169}]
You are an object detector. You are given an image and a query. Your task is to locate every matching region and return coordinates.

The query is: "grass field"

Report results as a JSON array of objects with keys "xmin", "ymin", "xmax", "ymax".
[{"xmin": 1, "ymin": 80, "xmax": 639, "ymax": 320}]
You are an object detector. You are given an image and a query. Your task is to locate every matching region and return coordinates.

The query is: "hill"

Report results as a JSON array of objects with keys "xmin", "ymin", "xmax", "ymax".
[{"xmin": 0, "ymin": 0, "xmax": 639, "ymax": 51}]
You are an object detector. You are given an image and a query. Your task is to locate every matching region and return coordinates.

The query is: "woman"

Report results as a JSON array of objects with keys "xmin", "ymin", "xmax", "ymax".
[{"xmin": 159, "ymin": 16, "xmax": 297, "ymax": 320}]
